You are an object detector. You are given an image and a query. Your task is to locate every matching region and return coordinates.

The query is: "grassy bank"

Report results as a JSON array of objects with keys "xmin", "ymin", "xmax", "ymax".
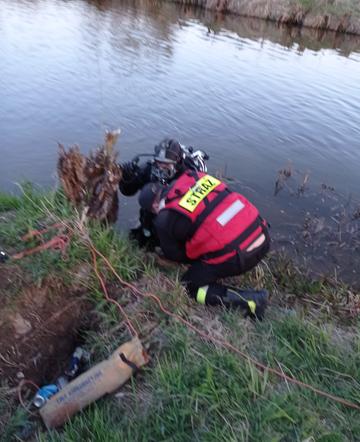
[
  {"xmin": 165, "ymin": 0, "xmax": 360, "ymax": 35},
  {"xmin": 0, "ymin": 188, "xmax": 359, "ymax": 441}
]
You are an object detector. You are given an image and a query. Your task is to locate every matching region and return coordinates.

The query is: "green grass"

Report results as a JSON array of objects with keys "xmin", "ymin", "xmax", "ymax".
[
  {"xmin": 41, "ymin": 318, "xmax": 359, "ymax": 442},
  {"xmin": 0, "ymin": 384, "xmax": 29, "ymax": 441},
  {"xmin": 0, "ymin": 192, "xmax": 21, "ymax": 212},
  {"xmin": 0, "ymin": 185, "xmax": 142, "ymax": 284},
  {"xmin": 0, "ymin": 189, "xmax": 359, "ymax": 441}
]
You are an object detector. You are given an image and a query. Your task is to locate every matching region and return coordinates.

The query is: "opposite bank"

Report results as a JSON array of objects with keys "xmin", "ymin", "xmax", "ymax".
[{"xmin": 166, "ymin": 0, "xmax": 360, "ymax": 35}]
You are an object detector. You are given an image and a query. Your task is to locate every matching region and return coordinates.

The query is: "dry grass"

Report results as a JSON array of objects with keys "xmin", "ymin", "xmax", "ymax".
[{"xmin": 167, "ymin": 0, "xmax": 360, "ymax": 33}]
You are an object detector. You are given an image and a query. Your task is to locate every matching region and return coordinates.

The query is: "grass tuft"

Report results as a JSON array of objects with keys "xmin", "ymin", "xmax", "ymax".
[{"xmin": 0, "ymin": 188, "xmax": 359, "ymax": 441}]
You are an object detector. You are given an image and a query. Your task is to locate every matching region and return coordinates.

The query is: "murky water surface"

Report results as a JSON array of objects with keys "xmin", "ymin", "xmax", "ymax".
[{"xmin": 1, "ymin": 0, "xmax": 360, "ymax": 282}]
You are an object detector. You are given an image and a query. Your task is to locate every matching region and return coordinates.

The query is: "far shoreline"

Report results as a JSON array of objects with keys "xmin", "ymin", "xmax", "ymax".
[{"xmin": 165, "ymin": 0, "xmax": 360, "ymax": 36}]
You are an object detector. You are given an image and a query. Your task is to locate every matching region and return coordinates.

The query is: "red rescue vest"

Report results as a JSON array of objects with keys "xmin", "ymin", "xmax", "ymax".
[{"xmin": 164, "ymin": 170, "xmax": 267, "ymax": 264}]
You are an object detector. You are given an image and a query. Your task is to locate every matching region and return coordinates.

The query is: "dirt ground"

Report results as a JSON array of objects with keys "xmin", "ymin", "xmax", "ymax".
[{"xmin": 0, "ymin": 270, "xmax": 94, "ymax": 387}]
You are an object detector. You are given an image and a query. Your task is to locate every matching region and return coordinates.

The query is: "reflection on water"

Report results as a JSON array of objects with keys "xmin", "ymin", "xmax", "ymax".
[{"xmin": 0, "ymin": 0, "xmax": 360, "ymax": 283}]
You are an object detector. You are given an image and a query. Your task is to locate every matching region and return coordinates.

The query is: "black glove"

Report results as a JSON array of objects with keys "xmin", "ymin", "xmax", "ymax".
[
  {"xmin": 119, "ymin": 161, "xmax": 153, "ymax": 196},
  {"xmin": 121, "ymin": 161, "xmax": 140, "ymax": 182},
  {"xmin": 129, "ymin": 226, "xmax": 158, "ymax": 251}
]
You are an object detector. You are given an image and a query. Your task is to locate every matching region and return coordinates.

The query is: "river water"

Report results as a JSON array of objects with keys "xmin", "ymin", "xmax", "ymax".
[{"xmin": 1, "ymin": 0, "xmax": 360, "ymax": 283}]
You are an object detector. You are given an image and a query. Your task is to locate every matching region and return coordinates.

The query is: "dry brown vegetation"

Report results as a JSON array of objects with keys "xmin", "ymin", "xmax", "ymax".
[
  {"xmin": 167, "ymin": 0, "xmax": 360, "ymax": 34},
  {"xmin": 58, "ymin": 130, "xmax": 122, "ymax": 223}
]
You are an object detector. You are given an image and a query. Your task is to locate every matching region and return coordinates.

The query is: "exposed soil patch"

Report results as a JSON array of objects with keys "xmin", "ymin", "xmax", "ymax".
[
  {"xmin": 0, "ymin": 275, "xmax": 94, "ymax": 386},
  {"xmin": 0, "ymin": 264, "xmax": 24, "ymax": 304}
]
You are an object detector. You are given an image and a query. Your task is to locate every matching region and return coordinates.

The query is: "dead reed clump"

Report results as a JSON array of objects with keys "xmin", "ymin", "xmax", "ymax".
[
  {"xmin": 57, "ymin": 145, "xmax": 87, "ymax": 205},
  {"xmin": 58, "ymin": 130, "xmax": 122, "ymax": 223},
  {"xmin": 278, "ymin": 6, "xmax": 306, "ymax": 27},
  {"xmin": 274, "ymin": 162, "xmax": 292, "ymax": 196},
  {"xmin": 297, "ymin": 172, "xmax": 310, "ymax": 196},
  {"xmin": 305, "ymin": 14, "xmax": 330, "ymax": 31}
]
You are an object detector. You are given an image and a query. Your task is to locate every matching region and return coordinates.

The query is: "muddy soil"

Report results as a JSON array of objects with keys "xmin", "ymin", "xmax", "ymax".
[
  {"xmin": 0, "ymin": 264, "xmax": 24, "ymax": 303},
  {"xmin": 0, "ymin": 272, "xmax": 94, "ymax": 386}
]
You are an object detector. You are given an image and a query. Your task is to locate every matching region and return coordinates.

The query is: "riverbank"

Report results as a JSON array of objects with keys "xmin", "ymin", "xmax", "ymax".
[
  {"xmin": 166, "ymin": 0, "xmax": 360, "ymax": 35},
  {"xmin": 0, "ymin": 188, "xmax": 359, "ymax": 439}
]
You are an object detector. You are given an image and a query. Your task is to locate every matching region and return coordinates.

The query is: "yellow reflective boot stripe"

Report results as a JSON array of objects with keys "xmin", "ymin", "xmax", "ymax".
[
  {"xmin": 196, "ymin": 286, "xmax": 209, "ymax": 305},
  {"xmin": 247, "ymin": 300, "xmax": 256, "ymax": 314},
  {"xmin": 228, "ymin": 289, "xmax": 257, "ymax": 314}
]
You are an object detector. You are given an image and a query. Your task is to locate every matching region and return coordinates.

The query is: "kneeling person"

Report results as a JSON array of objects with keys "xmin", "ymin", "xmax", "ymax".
[{"xmin": 139, "ymin": 170, "xmax": 270, "ymax": 319}]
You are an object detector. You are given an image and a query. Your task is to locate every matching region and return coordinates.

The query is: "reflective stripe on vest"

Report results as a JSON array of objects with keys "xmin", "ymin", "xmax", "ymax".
[
  {"xmin": 163, "ymin": 170, "xmax": 263, "ymax": 262},
  {"xmin": 216, "ymin": 200, "xmax": 245, "ymax": 226}
]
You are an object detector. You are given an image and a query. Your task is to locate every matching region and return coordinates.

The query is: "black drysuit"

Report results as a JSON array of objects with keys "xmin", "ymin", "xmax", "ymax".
[
  {"xmin": 119, "ymin": 159, "xmax": 203, "ymax": 241},
  {"xmin": 154, "ymin": 208, "xmax": 270, "ymax": 303}
]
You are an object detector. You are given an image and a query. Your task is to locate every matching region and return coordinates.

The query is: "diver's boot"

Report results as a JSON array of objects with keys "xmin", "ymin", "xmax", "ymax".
[
  {"xmin": 222, "ymin": 288, "xmax": 269, "ymax": 320},
  {"xmin": 196, "ymin": 284, "xmax": 268, "ymax": 320}
]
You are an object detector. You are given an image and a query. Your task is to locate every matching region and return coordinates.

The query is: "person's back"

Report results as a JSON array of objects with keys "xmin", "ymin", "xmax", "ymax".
[{"xmin": 138, "ymin": 170, "xmax": 270, "ymax": 319}]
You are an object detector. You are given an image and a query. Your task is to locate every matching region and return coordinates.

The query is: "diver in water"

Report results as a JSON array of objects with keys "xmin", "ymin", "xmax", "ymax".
[{"xmin": 119, "ymin": 138, "xmax": 208, "ymax": 247}]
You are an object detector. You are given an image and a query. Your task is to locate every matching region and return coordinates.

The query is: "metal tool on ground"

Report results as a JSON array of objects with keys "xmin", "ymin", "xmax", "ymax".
[
  {"xmin": 33, "ymin": 376, "xmax": 70, "ymax": 408},
  {"xmin": 65, "ymin": 347, "xmax": 89, "ymax": 378},
  {"xmin": 56, "ymin": 376, "xmax": 69, "ymax": 390},
  {"xmin": 33, "ymin": 385, "xmax": 59, "ymax": 408},
  {"xmin": 0, "ymin": 250, "xmax": 9, "ymax": 263},
  {"xmin": 40, "ymin": 337, "xmax": 149, "ymax": 429},
  {"xmin": 32, "ymin": 348, "xmax": 88, "ymax": 408}
]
